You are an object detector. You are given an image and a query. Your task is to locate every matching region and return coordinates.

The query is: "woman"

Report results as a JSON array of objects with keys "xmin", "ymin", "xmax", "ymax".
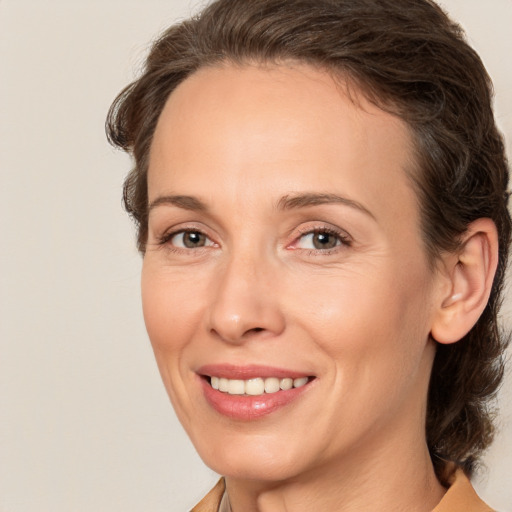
[{"xmin": 106, "ymin": 0, "xmax": 510, "ymax": 510}]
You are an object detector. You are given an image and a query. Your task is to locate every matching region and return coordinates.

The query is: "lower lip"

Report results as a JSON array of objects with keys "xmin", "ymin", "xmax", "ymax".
[{"xmin": 200, "ymin": 377, "xmax": 312, "ymax": 420}]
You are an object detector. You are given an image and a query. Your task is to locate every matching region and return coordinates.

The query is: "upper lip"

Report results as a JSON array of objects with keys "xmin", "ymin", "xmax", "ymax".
[{"xmin": 197, "ymin": 364, "xmax": 313, "ymax": 380}]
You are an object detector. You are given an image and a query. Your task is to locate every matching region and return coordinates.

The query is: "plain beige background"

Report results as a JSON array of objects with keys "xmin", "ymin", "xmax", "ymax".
[{"xmin": 0, "ymin": 1, "xmax": 510, "ymax": 510}]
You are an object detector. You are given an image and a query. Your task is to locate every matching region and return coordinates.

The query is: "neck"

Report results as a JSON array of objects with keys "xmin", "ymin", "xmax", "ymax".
[{"xmin": 225, "ymin": 406, "xmax": 446, "ymax": 512}]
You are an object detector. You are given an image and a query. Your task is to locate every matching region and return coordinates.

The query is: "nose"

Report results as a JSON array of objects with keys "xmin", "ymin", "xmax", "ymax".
[{"xmin": 206, "ymin": 252, "xmax": 286, "ymax": 344}]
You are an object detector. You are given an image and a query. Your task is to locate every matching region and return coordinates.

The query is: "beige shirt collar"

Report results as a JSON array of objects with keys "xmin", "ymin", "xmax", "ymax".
[{"xmin": 433, "ymin": 468, "xmax": 494, "ymax": 512}]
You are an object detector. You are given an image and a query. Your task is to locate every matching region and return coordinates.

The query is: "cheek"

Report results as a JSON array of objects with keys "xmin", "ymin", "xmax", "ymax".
[
  {"xmin": 141, "ymin": 262, "xmax": 203, "ymax": 354},
  {"xmin": 141, "ymin": 262, "xmax": 208, "ymax": 425},
  {"xmin": 288, "ymin": 259, "xmax": 433, "ymax": 376}
]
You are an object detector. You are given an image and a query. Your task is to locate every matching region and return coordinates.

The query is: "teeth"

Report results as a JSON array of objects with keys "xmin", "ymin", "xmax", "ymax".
[
  {"xmin": 293, "ymin": 377, "xmax": 308, "ymax": 388},
  {"xmin": 264, "ymin": 377, "xmax": 280, "ymax": 394},
  {"xmin": 227, "ymin": 379, "xmax": 245, "ymax": 395},
  {"xmin": 280, "ymin": 378, "xmax": 293, "ymax": 390},
  {"xmin": 246, "ymin": 378, "xmax": 265, "ymax": 395},
  {"xmin": 219, "ymin": 378, "xmax": 229, "ymax": 392},
  {"xmin": 210, "ymin": 376, "xmax": 310, "ymax": 395}
]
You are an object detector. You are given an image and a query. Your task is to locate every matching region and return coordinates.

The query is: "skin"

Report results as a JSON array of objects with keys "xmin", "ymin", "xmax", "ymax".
[{"xmin": 143, "ymin": 63, "xmax": 450, "ymax": 511}]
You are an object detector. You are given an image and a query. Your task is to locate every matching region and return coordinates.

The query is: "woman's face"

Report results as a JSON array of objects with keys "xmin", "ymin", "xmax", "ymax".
[{"xmin": 143, "ymin": 63, "xmax": 445, "ymax": 481}]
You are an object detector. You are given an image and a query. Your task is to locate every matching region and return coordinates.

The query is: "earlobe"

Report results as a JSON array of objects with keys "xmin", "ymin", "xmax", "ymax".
[{"xmin": 431, "ymin": 218, "xmax": 499, "ymax": 345}]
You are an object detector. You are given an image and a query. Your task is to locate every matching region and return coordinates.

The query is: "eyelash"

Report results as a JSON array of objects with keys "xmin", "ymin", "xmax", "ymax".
[{"xmin": 156, "ymin": 225, "xmax": 352, "ymax": 255}]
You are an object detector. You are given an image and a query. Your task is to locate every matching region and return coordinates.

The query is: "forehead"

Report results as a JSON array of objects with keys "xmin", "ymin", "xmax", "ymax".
[{"xmin": 148, "ymin": 63, "xmax": 420, "ymax": 231}]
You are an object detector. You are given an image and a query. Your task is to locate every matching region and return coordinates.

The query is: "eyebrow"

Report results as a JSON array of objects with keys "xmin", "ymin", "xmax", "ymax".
[
  {"xmin": 148, "ymin": 195, "xmax": 208, "ymax": 213},
  {"xmin": 148, "ymin": 192, "xmax": 375, "ymax": 220},
  {"xmin": 276, "ymin": 193, "xmax": 375, "ymax": 219}
]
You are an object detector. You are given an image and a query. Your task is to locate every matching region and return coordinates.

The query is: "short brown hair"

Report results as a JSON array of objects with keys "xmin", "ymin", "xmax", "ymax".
[{"xmin": 106, "ymin": 0, "xmax": 511, "ymax": 479}]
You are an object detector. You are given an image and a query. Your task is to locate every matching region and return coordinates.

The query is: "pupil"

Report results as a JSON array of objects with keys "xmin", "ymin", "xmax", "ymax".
[
  {"xmin": 313, "ymin": 232, "xmax": 336, "ymax": 249},
  {"xmin": 184, "ymin": 231, "xmax": 205, "ymax": 248}
]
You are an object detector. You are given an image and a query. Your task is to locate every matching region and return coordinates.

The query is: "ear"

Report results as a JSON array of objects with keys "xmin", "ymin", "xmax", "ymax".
[{"xmin": 430, "ymin": 218, "xmax": 499, "ymax": 345}]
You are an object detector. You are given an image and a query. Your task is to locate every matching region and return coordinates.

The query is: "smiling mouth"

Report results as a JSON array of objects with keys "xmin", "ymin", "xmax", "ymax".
[{"xmin": 207, "ymin": 376, "xmax": 313, "ymax": 396}]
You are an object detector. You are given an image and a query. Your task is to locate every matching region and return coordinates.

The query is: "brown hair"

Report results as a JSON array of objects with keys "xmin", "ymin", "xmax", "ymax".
[{"xmin": 106, "ymin": 0, "xmax": 510, "ymax": 479}]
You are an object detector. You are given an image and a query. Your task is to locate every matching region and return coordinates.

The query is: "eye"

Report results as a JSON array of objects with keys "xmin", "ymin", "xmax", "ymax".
[
  {"xmin": 294, "ymin": 229, "xmax": 350, "ymax": 251},
  {"xmin": 167, "ymin": 230, "xmax": 215, "ymax": 249}
]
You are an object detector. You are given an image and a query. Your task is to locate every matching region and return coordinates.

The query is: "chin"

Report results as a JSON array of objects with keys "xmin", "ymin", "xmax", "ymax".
[
  {"xmin": 208, "ymin": 457, "xmax": 303, "ymax": 483},
  {"xmin": 192, "ymin": 430, "xmax": 309, "ymax": 482}
]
